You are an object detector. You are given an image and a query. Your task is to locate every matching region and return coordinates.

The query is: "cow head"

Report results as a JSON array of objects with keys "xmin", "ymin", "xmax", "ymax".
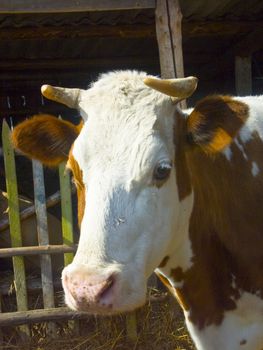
[{"xmin": 12, "ymin": 71, "xmax": 197, "ymax": 314}]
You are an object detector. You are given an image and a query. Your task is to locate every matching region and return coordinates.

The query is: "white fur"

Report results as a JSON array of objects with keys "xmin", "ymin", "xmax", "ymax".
[
  {"xmin": 235, "ymin": 138, "xmax": 248, "ymax": 160},
  {"xmin": 235, "ymin": 96, "xmax": 263, "ymax": 144},
  {"xmin": 185, "ymin": 291, "xmax": 263, "ymax": 350},
  {"xmin": 222, "ymin": 96, "xmax": 263, "ymax": 162},
  {"xmin": 251, "ymin": 162, "xmax": 260, "ymax": 177},
  {"xmin": 223, "ymin": 146, "xmax": 233, "ymax": 161}
]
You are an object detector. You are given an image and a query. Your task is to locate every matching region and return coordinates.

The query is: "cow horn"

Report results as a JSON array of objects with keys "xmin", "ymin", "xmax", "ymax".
[
  {"xmin": 41, "ymin": 85, "xmax": 82, "ymax": 109},
  {"xmin": 143, "ymin": 76, "xmax": 198, "ymax": 101}
]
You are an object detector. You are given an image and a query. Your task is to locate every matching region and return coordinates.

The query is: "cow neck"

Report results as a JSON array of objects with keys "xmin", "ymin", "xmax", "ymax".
[
  {"xmin": 177, "ymin": 129, "xmax": 263, "ymax": 329},
  {"xmin": 157, "ymin": 108, "xmax": 263, "ymax": 330}
]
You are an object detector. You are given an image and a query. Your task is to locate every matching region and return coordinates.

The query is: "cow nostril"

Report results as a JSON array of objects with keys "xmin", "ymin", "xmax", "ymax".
[
  {"xmin": 63, "ymin": 269, "xmax": 117, "ymax": 309},
  {"xmin": 97, "ymin": 275, "xmax": 115, "ymax": 300}
]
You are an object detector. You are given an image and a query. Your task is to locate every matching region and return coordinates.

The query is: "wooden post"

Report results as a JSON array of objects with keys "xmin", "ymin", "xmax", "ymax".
[
  {"xmin": 59, "ymin": 160, "xmax": 79, "ymax": 333},
  {"xmin": 235, "ymin": 56, "xmax": 252, "ymax": 95},
  {"xmin": 2, "ymin": 120, "xmax": 29, "ymax": 337},
  {"xmin": 0, "ymin": 293, "xmax": 3, "ymax": 344},
  {"xmin": 125, "ymin": 312, "xmax": 137, "ymax": 342},
  {"xmin": 59, "ymin": 162, "xmax": 74, "ymax": 266},
  {"xmin": 32, "ymin": 160, "xmax": 56, "ymax": 336},
  {"xmin": 155, "ymin": 0, "xmax": 186, "ymax": 108},
  {"xmin": 0, "ymin": 190, "xmax": 62, "ymax": 232},
  {"xmin": 168, "ymin": 0, "xmax": 185, "ymax": 79}
]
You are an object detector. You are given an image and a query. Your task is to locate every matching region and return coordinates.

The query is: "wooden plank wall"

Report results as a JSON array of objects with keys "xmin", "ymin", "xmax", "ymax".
[{"xmin": 2, "ymin": 120, "xmax": 30, "ymax": 337}]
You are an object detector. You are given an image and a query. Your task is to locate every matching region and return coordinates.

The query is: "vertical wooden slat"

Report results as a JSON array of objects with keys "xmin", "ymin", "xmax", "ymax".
[
  {"xmin": 155, "ymin": 0, "xmax": 186, "ymax": 108},
  {"xmin": 2, "ymin": 119, "xmax": 29, "ymax": 336},
  {"xmin": 59, "ymin": 162, "xmax": 74, "ymax": 266},
  {"xmin": 125, "ymin": 312, "xmax": 137, "ymax": 342},
  {"xmin": 155, "ymin": 0, "xmax": 174, "ymax": 78},
  {"xmin": 167, "ymin": 0, "xmax": 185, "ymax": 79},
  {"xmin": 0, "ymin": 293, "xmax": 3, "ymax": 342},
  {"xmin": 32, "ymin": 159, "xmax": 56, "ymax": 335},
  {"xmin": 59, "ymin": 161, "xmax": 78, "ymax": 333}
]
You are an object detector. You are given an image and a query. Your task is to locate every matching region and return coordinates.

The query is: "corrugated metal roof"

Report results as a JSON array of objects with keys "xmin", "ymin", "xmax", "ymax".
[
  {"xmin": 0, "ymin": 0, "xmax": 263, "ymax": 28},
  {"xmin": 0, "ymin": 9, "xmax": 154, "ymax": 28}
]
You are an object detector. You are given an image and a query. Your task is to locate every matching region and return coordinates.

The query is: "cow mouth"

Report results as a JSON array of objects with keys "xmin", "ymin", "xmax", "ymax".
[
  {"xmin": 63, "ymin": 277, "xmax": 146, "ymax": 315},
  {"xmin": 62, "ymin": 264, "xmax": 147, "ymax": 314}
]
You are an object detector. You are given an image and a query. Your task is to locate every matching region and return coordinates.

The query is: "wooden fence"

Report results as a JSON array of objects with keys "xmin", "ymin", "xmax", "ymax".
[{"xmin": 0, "ymin": 118, "xmax": 137, "ymax": 340}]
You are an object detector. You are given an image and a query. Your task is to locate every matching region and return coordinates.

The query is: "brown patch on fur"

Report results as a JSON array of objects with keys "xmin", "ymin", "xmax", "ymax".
[
  {"xmin": 240, "ymin": 339, "xmax": 247, "ymax": 345},
  {"xmin": 179, "ymin": 102, "xmax": 263, "ymax": 329},
  {"xmin": 187, "ymin": 96, "xmax": 249, "ymax": 153},
  {"xmin": 11, "ymin": 114, "xmax": 79, "ymax": 167},
  {"xmin": 164, "ymin": 96, "xmax": 263, "ymax": 331},
  {"xmin": 158, "ymin": 255, "xmax": 170, "ymax": 268},
  {"xmin": 67, "ymin": 148, "xmax": 85, "ymax": 226},
  {"xmin": 170, "ymin": 267, "xmax": 184, "ymax": 283}
]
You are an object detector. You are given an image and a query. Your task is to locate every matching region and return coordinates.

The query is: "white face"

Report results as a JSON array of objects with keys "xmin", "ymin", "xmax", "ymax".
[{"xmin": 62, "ymin": 71, "xmax": 186, "ymax": 313}]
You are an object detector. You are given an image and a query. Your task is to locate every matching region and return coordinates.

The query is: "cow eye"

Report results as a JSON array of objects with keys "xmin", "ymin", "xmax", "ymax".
[{"xmin": 153, "ymin": 161, "xmax": 172, "ymax": 182}]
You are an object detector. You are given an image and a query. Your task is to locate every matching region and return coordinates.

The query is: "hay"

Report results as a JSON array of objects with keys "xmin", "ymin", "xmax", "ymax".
[{"xmin": 0, "ymin": 288, "xmax": 195, "ymax": 350}]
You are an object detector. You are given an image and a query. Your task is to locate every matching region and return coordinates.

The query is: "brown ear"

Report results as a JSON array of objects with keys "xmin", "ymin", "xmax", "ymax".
[
  {"xmin": 11, "ymin": 114, "xmax": 80, "ymax": 167},
  {"xmin": 186, "ymin": 95, "xmax": 249, "ymax": 153}
]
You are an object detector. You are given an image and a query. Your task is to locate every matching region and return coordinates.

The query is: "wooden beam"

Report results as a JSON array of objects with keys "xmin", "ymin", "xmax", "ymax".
[
  {"xmin": 0, "ymin": 307, "xmax": 88, "ymax": 326},
  {"xmin": 0, "ymin": 57, "xmax": 159, "ymax": 71},
  {"xmin": 0, "ymin": 21, "xmax": 259, "ymax": 43},
  {"xmin": 0, "ymin": 21, "xmax": 262, "ymax": 41},
  {"xmin": 0, "ymin": 190, "xmax": 62, "ymax": 232},
  {"xmin": 0, "ymin": 244, "xmax": 77, "ymax": 258},
  {"xmin": 155, "ymin": 0, "xmax": 174, "ymax": 78},
  {"xmin": 155, "ymin": 0, "xmax": 186, "ymax": 107},
  {"xmin": 0, "ymin": 24, "xmax": 156, "ymax": 40},
  {"xmin": 168, "ymin": 0, "xmax": 184, "ymax": 79},
  {"xmin": 0, "ymin": 293, "xmax": 168, "ymax": 326},
  {"xmin": 184, "ymin": 21, "xmax": 263, "ymax": 38},
  {"xmin": 0, "ymin": 0, "xmax": 155, "ymax": 13}
]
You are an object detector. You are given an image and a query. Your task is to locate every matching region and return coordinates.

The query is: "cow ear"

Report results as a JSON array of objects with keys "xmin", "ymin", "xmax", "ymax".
[
  {"xmin": 11, "ymin": 114, "xmax": 80, "ymax": 167},
  {"xmin": 186, "ymin": 96, "xmax": 249, "ymax": 153}
]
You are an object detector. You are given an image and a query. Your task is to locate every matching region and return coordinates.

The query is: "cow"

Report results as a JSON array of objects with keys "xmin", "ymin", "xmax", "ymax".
[{"xmin": 11, "ymin": 70, "xmax": 263, "ymax": 350}]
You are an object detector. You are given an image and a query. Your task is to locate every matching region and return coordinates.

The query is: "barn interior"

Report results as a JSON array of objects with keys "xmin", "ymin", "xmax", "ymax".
[
  {"xmin": 1, "ymin": 0, "xmax": 263, "ymax": 270},
  {"xmin": 1, "ymin": 0, "xmax": 263, "ymax": 197},
  {"xmin": 1, "ymin": 0, "xmax": 263, "ymax": 123},
  {"xmin": 0, "ymin": 1, "xmax": 263, "ymax": 346}
]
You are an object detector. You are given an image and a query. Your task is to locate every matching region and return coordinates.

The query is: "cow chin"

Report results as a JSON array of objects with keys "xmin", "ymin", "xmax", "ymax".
[
  {"xmin": 64, "ymin": 292, "xmax": 147, "ymax": 316},
  {"xmin": 61, "ymin": 264, "xmax": 147, "ymax": 315}
]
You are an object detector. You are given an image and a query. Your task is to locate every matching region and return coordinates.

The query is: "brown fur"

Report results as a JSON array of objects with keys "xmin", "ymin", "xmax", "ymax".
[
  {"xmin": 187, "ymin": 95, "xmax": 249, "ymax": 153},
  {"xmin": 158, "ymin": 255, "xmax": 170, "ymax": 268},
  {"xmin": 11, "ymin": 115, "xmax": 79, "ymax": 167},
  {"xmin": 67, "ymin": 149, "xmax": 85, "ymax": 226},
  {"xmin": 170, "ymin": 96, "xmax": 263, "ymax": 329},
  {"xmin": 12, "ymin": 115, "xmax": 86, "ymax": 225}
]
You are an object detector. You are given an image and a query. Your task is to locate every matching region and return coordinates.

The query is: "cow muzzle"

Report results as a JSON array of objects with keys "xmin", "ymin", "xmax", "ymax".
[{"xmin": 62, "ymin": 264, "xmax": 117, "ymax": 313}]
